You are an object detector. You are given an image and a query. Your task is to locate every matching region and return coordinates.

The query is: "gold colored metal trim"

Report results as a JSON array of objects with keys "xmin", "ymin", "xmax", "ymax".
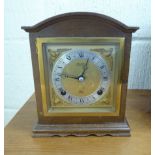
[{"xmin": 36, "ymin": 37, "xmax": 125, "ymax": 117}]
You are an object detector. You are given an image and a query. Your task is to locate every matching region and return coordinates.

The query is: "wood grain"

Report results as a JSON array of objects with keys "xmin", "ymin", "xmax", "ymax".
[
  {"xmin": 5, "ymin": 90, "xmax": 151, "ymax": 155},
  {"xmin": 21, "ymin": 12, "xmax": 138, "ymax": 33}
]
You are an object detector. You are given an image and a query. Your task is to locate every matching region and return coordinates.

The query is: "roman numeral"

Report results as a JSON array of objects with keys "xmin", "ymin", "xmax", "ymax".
[
  {"xmin": 103, "ymin": 76, "xmax": 108, "ymax": 80},
  {"xmin": 92, "ymin": 56, "xmax": 95, "ymax": 60},
  {"xmin": 59, "ymin": 88, "xmax": 63, "ymax": 92},
  {"xmin": 92, "ymin": 96, "xmax": 96, "ymax": 100},
  {"xmin": 68, "ymin": 95, "xmax": 72, "ymax": 101},
  {"xmin": 79, "ymin": 52, "xmax": 84, "ymax": 57},
  {"xmin": 100, "ymin": 87, "xmax": 105, "ymax": 91},
  {"xmin": 55, "ymin": 78, "xmax": 60, "ymax": 81},
  {"xmin": 80, "ymin": 98, "xmax": 84, "ymax": 103},
  {"xmin": 56, "ymin": 73, "xmax": 61, "ymax": 76},
  {"xmin": 100, "ymin": 65, "xmax": 104, "ymax": 69},
  {"xmin": 66, "ymin": 55, "xmax": 71, "ymax": 60}
]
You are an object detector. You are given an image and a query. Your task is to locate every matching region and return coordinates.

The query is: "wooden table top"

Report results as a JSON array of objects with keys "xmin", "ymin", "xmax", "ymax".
[{"xmin": 5, "ymin": 90, "xmax": 151, "ymax": 155}]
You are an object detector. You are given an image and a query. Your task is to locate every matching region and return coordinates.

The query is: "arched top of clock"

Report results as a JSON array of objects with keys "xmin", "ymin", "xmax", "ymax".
[{"xmin": 21, "ymin": 12, "xmax": 139, "ymax": 33}]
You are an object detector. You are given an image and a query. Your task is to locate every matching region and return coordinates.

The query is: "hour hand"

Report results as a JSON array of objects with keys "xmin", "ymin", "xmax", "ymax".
[{"xmin": 61, "ymin": 73, "xmax": 79, "ymax": 80}]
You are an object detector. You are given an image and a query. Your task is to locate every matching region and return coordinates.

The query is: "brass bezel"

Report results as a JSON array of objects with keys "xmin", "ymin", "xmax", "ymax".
[{"xmin": 36, "ymin": 37, "xmax": 125, "ymax": 117}]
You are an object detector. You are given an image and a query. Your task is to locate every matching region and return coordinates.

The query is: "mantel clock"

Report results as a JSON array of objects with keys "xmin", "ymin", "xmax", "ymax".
[{"xmin": 22, "ymin": 12, "xmax": 139, "ymax": 137}]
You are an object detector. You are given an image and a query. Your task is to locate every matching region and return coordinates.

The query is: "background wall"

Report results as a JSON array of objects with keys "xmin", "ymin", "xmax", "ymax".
[{"xmin": 4, "ymin": 0, "xmax": 151, "ymax": 125}]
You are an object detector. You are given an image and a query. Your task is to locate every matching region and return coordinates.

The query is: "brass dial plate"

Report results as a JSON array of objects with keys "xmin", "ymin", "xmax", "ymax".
[{"xmin": 36, "ymin": 37, "xmax": 125, "ymax": 116}]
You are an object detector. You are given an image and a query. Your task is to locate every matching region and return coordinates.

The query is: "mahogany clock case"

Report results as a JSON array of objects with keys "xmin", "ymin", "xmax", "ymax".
[{"xmin": 22, "ymin": 12, "xmax": 139, "ymax": 137}]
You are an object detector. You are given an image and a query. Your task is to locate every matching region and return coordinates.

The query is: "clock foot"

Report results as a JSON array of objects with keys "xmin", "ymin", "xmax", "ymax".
[{"xmin": 32, "ymin": 118, "xmax": 130, "ymax": 137}]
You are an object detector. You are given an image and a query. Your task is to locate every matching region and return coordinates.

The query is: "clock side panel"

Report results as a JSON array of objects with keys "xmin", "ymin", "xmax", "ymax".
[
  {"xmin": 29, "ymin": 36, "xmax": 44, "ymax": 120},
  {"xmin": 119, "ymin": 33, "xmax": 132, "ymax": 117}
]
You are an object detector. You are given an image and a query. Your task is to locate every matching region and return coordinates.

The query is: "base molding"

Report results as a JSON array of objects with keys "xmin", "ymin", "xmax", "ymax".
[{"xmin": 32, "ymin": 119, "xmax": 130, "ymax": 137}]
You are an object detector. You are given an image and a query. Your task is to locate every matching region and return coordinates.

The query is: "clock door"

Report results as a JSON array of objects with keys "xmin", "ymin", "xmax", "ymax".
[{"xmin": 36, "ymin": 37, "xmax": 124, "ymax": 117}]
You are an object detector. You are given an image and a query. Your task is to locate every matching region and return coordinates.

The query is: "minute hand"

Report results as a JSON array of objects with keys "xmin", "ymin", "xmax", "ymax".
[{"xmin": 81, "ymin": 58, "xmax": 89, "ymax": 76}]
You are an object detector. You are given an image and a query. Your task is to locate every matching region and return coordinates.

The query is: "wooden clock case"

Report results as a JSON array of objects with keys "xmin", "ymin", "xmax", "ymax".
[{"xmin": 22, "ymin": 12, "xmax": 139, "ymax": 137}]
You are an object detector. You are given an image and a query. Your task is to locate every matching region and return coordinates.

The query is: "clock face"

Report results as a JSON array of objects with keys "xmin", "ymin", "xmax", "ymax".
[{"xmin": 52, "ymin": 49, "xmax": 110, "ymax": 105}]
